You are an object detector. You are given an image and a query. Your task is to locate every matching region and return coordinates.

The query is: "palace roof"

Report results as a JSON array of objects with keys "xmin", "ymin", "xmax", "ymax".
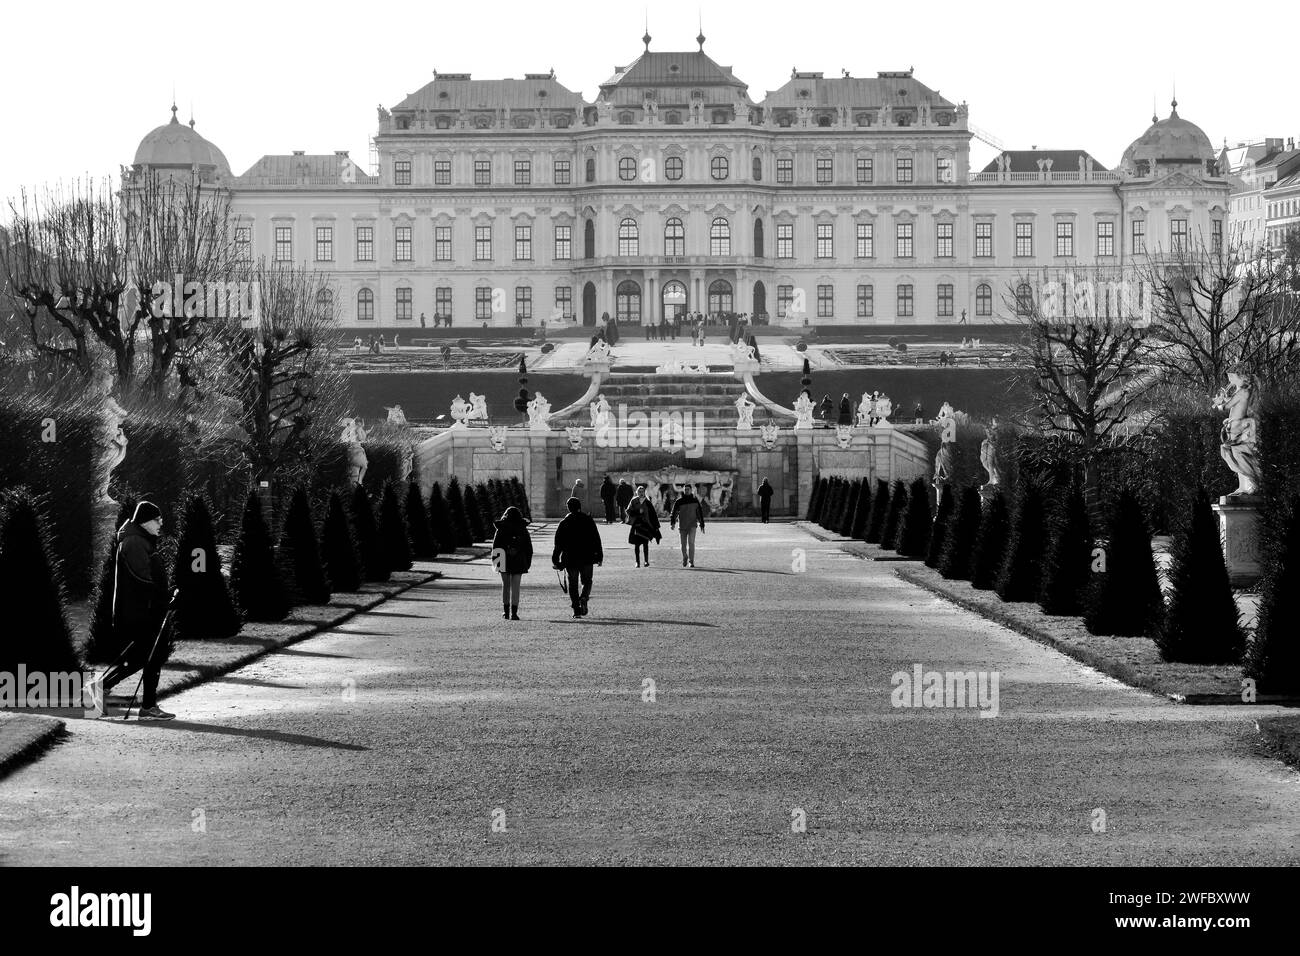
[
  {"xmin": 392, "ymin": 74, "xmax": 587, "ymax": 113},
  {"xmin": 980, "ymin": 150, "xmax": 1108, "ymax": 173}
]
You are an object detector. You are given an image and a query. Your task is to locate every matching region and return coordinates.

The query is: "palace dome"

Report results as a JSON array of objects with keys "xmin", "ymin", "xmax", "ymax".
[
  {"xmin": 1120, "ymin": 100, "xmax": 1216, "ymax": 175},
  {"xmin": 133, "ymin": 106, "xmax": 231, "ymax": 178}
]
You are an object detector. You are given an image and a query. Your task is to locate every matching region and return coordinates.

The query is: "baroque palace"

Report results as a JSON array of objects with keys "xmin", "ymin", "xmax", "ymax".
[{"xmin": 126, "ymin": 31, "xmax": 1229, "ymax": 328}]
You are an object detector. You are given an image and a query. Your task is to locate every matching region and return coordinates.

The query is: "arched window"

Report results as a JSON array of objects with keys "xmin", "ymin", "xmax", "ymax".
[
  {"xmin": 316, "ymin": 288, "xmax": 334, "ymax": 320},
  {"xmin": 618, "ymin": 156, "xmax": 637, "ymax": 181},
  {"xmin": 710, "ymin": 155, "xmax": 729, "ymax": 180},
  {"xmin": 664, "ymin": 218, "xmax": 685, "ymax": 257},
  {"xmin": 752, "ymin": 156, "xmax": 762, "ymax": 181},
  {"xmin": 753, "ymin": 219, "xmax": 764, "ymax": 258},
  {"xmin": 617, "ymin": 218, "xmax": 639, "ymax": 256},
  {"xmin": 585, "ymin": 157, "xmax": 596, "ymax": 182},
  {"xmin": 665, "ymin": 155, "xmax": 683, "ymax": 181},
  {"xmin": 583, "ymin": 219, "xmax": 595, "ymax": 259},
  {"xmin": 710, "ymin": 217, "xmax": 731, "ymax": 256},
  {"xmin": 976, "ymin": 283, "xmax": 993, "ymax": 317},
  {"xmin": 356, "ymin": 288, "xmax": 374, "ymax": 321},
  {"xmin": 435, "ymin": 115, "xmax": 452, "ymax": 129},
  {"xmin": 1015, "ymin": 282, "xmax": 1034, "ymax": 316},
  {"xmin": 708, "ymin": 279, "xmax": 733, "ymax": 315},
  {"xmin": 616, "ymin": 280, "xmax": 642, "ymax": 324}
]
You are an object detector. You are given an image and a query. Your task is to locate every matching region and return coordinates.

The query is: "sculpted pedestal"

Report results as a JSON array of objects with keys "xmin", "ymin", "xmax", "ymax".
[{"xmin": 1212, "ymin": 495, "xmax": 1263, "ymax": 588}]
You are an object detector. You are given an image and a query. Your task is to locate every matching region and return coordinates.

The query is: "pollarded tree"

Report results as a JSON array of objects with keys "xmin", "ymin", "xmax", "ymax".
[
  {"xmin": 969, "ymin": 489, "xmax": 1010, "ymax": 590},
  {"xmin": 1083, "ymin": 490, "xmax": 1163, "ymax": 637},
  {"xmin": 229, "ymin": 490, "xmax": 289, "ymax": 622},
  {"xmin": 1245, "ymin": 496, "xmax": 1300, "ymax": 692},
  {"xmin": 278, "ymin": 485, "xmax": 331, "ymax": 606},
  {"xmin": 445, "ymin": 477, "xmax": 473, "ymax": 548},
  {"xmin": 1155, "ymin": 489, "xmax": 1245, "ymax": 663},
  {"xmin": 350, "ymin": 484, "xmax": 390, "ymax": 583},
  {"xmin": 0, "ymin": 490, "xmax": 80, "ymax": 675},
  {"xmin": 1038, "ymin": 482, "xmax": 1093, "ymax": 616},
  {"xmin": 880, "ymin": 480, "xmax": 908, "ymax": 552},
  {"xmin": 897, "ymin": 478, "xmax": 933, "ymax": 559},
  {"xmin": 380, "ymin": 480, "xmax": 413, "ymax": 573},
  {"xmin": 321, "ymin": 490, "xmax": 362, "ymax": 593},
  {"xmin": 172, "ymin": 493, "xmax": 240, "ymax": 640},
  {"xmin": 940, "ymin": 486, "xmax": 983, "ymax": 581},
  {"xmin": 996, "ymin": 480, "xmax": 1047, "ymax": 602},
  {"xmin": 405, "ymin": 482, "xmax": 436, "ymax": 560},
  {"xmin": 864, "ymin": 479, "xmax": 890, "ymax": 544},
  {"xmin": 926, "ymin": 484, "xmax": 955, "ymax": 568}
]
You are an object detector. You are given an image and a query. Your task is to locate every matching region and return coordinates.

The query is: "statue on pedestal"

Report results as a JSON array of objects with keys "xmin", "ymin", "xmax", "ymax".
[
  {"xmin": 874, "ymin": 394, "xmax": 893, "ymax": 427},
  {"xmin": 340, "ymin": 417, "xmax": 369, "ymax": 487},
  {"xmin": 92, "ymin": 368, "xmax": 129, "ymax": 504},
  {"xmin": 527, "ymin": 392, "xmax": 552, "ymax": 431},
  {"xmin": 589, "ymin": 394, "xmax": 612, "ymax": 430},
  {"xmin": 468, "ymin": 392, "xmax": 489, "ymax": 422},
  {"xmin": 980, "ymin": 417, "xmax": 1002, "ymax": 488},
  {"xmin": 450, "ymin": 395, "xmax": 470, "ymax": 427},
  {"xmin": 1213, "ymin": 371, "xmax": 1262, "ymax": 497},
  {"xmin": 384, "ymin": 405, "xmax": 410, "ymax": 428},
  {"xmin": 734, "ymin": 393, "xmax": 756, "ymax": 430},
  {"xmin": 793, "ymin": 392, "xmax": 815, "ymax": 430},
  {"xmin": 858, "ymin": 391, "xmax": 877, "ymax": 427}
]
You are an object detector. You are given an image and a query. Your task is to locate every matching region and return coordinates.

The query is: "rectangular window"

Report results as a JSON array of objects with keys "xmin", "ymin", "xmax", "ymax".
[
  {"xmin": 776, "ymin": 223, "xmax": 794, "ymax": 259},
  {"xmin": 857, "ymin": 284, "xmax": 874, "ymax": 318},
  {"xmin": 554, "ymin": 225, "xmax": 571, "ymax": 260},
  {"xmin": 435, "ymin": 286, "xmax": 452, "ymax": 321},
  {"xmin": 936, "ymin": 221, "xmax": 953, "ymax": 258},
  {"xmin": 314, "ymin": 225, "xmax": 333, "ymax": 262},
  {"xmin": 777, "ymin": 284, "xmax": 794, "ymax": 317},
  {"xmin": 515, "ymin": 225, "xmax": 532, "ymax": 260},
  {"xmin": 816, "ymin": 156, "xmax": 833, "ymax": 184},
  {"xmin": 475, "ymin": 225, "xmax": 492, "ymax": 261},
  {"xmin": 1171, "ymin": 218, "xmax": 1188, "ymax": 253},
  {"xmin": 896, "ymin": 156, "xmax": 913, "ymax": 184},
  {"xmin": 554, "ymin": 159, "xmax": 571, "ymax": 185},
  {"xmin": 474, "ymin": 159, "xmax": 490, "ymax": 186},
  {"xmin": 395, "ymin": 287, "xmax": 412, "ymax": 320},
  {"xmin": 1212, "ymin": 219, "xmax": 1223, "ymax": 254},
  {"xmin": 975, "ymin": 221, "xmax": 992, "ymax": 257},
  {"xmin": 475, "ymin": 287, "xmax": 493, "ymax": 321},
  {"xmin": 938, "ymin": 283, "xmax": 953, "ymax": 317},
  {"xmin": 434, "ymin": 225, "xmax": 452, "ymax": 262},
  {"xmin": 856, "ymin": 156, "xmax": 873, "ymax": 184},
  {"xmin": 896, "ymin": 222, "xmax": 913, "ymax": 258},
  {"xmin": 1056, "ymin": 221, "xmax": 1074, "ymax": 257},
  {"xmin": 817, "ymin": 284, "xmax": 834, "ymax": 318},
  {"xmin": 395, "ymin": 224, "xmax": 412, "ymax": 262},
  {"xmin": 1097, "ymin": 220, "xmax": 1114, "ymax": 257},
  {"xmin": 897, "ymin": 284, "xmax": 914, "ymax": 318},
  {"xmin": 776, "ymin": 157, "xmax": 793, "ymax": 184},
  {"xmin": 936, "ymin": 156, "xmax": 954, "ymax": 183},
  {"xmin": 1015, "ymin": 221, "xmax": 1033, "ymax": 257},
  {"xmin": 274, "ymin": 225, "xmax": 293, "ymax": 262},
  {"xmin": 434, "ymin": 160, "xmax": 451, "ymax": 185},
  {"xmin": 394, "ymin": 160, "xmax": 411, "ymax": 185},
  {"xmin": 1132, "ymin": 219, "xmax": 1146, "ymax": 255},
  {"xmin": 515, "ymin": 287, "xmax": 532, "ymax": 320},
  {"xmin": 856, "ymin": 223, "xmax": 874, "ymax": 258},
  {"xmin": 234, "ymin": 226, "xmax": 251, "ymax": 259},
  {"xmin": 816, "ymin": 223, "xmax": 833, "ymax": 259},
  {"xmin": 555, "ymin": 286, "xmax": 572, "ymax": 321},
  {"xmin": 355, "ymin": 225, "xmax": 374, "ymax": 262},
  {"xmin": 514, "ymin": 159, "xmax": 531, "ymax": 186}
]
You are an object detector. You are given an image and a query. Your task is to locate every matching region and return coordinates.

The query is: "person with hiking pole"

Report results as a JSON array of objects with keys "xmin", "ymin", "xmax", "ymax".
[{"xmin": 551, "ymin": 497, "xmax": 603, "ymax": 618}]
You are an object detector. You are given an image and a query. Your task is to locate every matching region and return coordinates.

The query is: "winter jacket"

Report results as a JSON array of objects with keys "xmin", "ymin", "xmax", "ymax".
[
  {"xmin": 670, "ymin": 494, "xmax": 706, "ymax": 533},
  {"xmin": 757, "ymin": 482, "xmax": 774, "ymax": 501},
  {"xmin": 838, "ymin": 398, "xmax": 853, "ymax": 425},
  {"xmin": 491, "ymin": 515, "xmax": 534, "ymax": 574},
  {"xmin": 599, "ymin": 479, "xmax": 617, "ymax": 503},
  {"xmin": 552, "ymin": 511, "xmax": 604, "ymax": 568},
  {"xmin": 626, "ymin": 497, "xmax": 661, "ymax": 545},
  {"xmin": 112, "ymin": 521, "xmax": 169, "ymax": 642},
  {"xmin": 615, "ymin": 482, "xmax": 634, "ymax": 508}
]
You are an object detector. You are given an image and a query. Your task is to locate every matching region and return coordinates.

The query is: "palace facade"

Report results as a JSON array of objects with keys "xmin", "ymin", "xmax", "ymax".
[{"xmin": 126, "ymin": 33, "xmax": 1230, "ymax": 328}]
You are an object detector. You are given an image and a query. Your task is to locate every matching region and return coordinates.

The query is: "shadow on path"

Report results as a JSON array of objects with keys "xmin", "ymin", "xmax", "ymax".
[{"xmin": 124, "ymin": 720, "xmax": 369, "ymax": 752}]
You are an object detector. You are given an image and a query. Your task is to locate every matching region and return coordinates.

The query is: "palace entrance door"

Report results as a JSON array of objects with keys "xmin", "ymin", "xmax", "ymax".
[{"xmin": 661, "ymin": 279, "xmax": 687, "ymax": 323}]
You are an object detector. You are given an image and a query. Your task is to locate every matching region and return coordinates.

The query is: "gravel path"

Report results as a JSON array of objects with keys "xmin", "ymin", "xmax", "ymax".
[{"xmin": 2, "ymin": 521, "xmax": 1297, "ymax": 865}]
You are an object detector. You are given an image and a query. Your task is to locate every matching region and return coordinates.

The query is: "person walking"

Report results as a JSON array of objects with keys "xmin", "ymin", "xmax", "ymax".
[
  {"xmin": 615, "ymin": 478, "xmax": 634, "ymax": 522},
  {"xmin": 87, "ymin": 501, "xmax": 175, "ymax": 720},
  {"xmin": 757, "ymin": 477, "xmax": 774, "ymax": 524},
  {"xmin": 670, "ymin": 484, "xmax": 706, "ymax": 568},
  {"xmin": 626, "ymin": 484, "xmax": 661, "ymax": 567},
  {"xmin": 837, "ymin": 392, "xmax": 853, "ymax": 426},
  {"xmin": 599, "ymin": 476, "xmax": 617, "ymax": 524},
  {"xmin": 491, "ymin": 506, "xmax": 533, "ymax": 621},
  {"xmin": 914, "ymin": 401, "xmax": 925, "ymax": 425},
  {"xmin": 551, "ymin": 497, "xmax": 603, "ymax": 618}
]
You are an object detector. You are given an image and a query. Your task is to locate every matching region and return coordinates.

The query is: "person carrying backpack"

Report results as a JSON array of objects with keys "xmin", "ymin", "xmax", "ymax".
[{"xmin": 491, "ymin": 506, "xmax": 533, "ymax": 620}]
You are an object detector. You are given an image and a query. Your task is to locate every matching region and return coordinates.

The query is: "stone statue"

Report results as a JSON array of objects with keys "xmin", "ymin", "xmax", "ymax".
[
  {"xmin": 527, "ymin": 391, "xmax": 552, "ymax": 430},
  {"xmin": 488, "ymin": 425, "xmax": 508, "ymax": 452},
  {"xmin": 934, "ymin": 443, "xmax": 955, "ymax": 483},
  {"xmin": 385, "ymin": 404, "xmax": 410, "ymax": 428},
  {"xmin": 875, "ymin": 394, "xmax": 893, "ymax": 427},
  {"xmin": 760, "ymin": 421, "xmax": 780, "ymax": 449},
  {"xmin": 565, "ymin": 425, "xmax": 584, "ymax": 450},
  {"xmin": 835, "ymin": 424, "xmax": 853, "ymax": 449},
  {"xmin": 858, "ymin": 391, "xmax": 876, "ymax": 427},
  {"xmin": 468, "ymin": 392, "xmax": 488, "ymax": 421},
  {"xmin": 340, "ymin": 417, "xmax": 369, "ymax": 487},
  {"xmin": 450, "ymin": 395, "xmax": 470, "ymax": 426},
  {"xmin": 589, "ymin": 394, "xmax": 612, "ymax": 430},
  {"xmin": 731, "ymin": 340, "xmax": 757, "ymax": 364},
  {"xmin": 980, "ymin": 418, "xmax": 1002, "ymax": 487},
  {"xmin": 1213, "ymin": 371, "xmax": 1261, "ymax": 496},
  {"xmin": 793, "ymin": 391, "xmax": 815, "ymax": 430},
  {"xmin": 734, "ymin": 393, "xmax": 756, "ymax": 430},
  {"xmin": 587, "ymin": 339, "xmax": 612, "ymax": 362},
  {"xmin": 91, "ymin": 367, "xmax": 129, "ymax": 504}
]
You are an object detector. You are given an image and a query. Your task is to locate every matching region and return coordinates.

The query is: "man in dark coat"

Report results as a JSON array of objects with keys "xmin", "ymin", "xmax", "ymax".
[
  {"xmin": 615, "ymin": 478, "xmax": 634, "ymax": 522},
  {"xmin": 670, "ymin": 485, "xmax": 707, "ymax": 568},
  {"xmin": 599, "ymin": 476, "xmax": 618, "ymax": 523},
  {"xmin": 757, "ymin": 478, "xmax": 775, "ymax": 524},
  {"xmin": 89, "ymin": 501, "xmax": 175, "ymax": 720},
  {"xmin": 551, "ymin": 497, "xmax": 604, "ymax": 618}
]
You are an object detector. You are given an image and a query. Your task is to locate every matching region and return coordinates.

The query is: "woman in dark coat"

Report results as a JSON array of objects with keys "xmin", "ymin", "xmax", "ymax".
[
  {"xmin": 818, "ymin": 394, "xmax": 834, "ymax": 422},
  {"xmin": 626, "ymin": 485, "xmax": 661, "ymax": 568},
  {"xmin": 837, "ymin": 393, "xmax": 853, "ymax": 426},
  {"xmin": 491, "ymin": 506, "xmax": 533, "ymax": 620}
]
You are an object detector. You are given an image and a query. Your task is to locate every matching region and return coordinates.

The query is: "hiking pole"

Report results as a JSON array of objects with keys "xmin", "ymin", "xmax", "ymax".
[{"xmin": 124, "ymin": 597, "xmax": 178, "ymax": 721}]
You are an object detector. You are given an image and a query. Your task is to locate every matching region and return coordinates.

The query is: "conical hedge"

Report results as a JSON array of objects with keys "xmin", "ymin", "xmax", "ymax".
[
  {"xmin": 0, "ymin": 491, "xmax": 79, "ymax": 676},
  {"xmin": 865, "ymin": 479, "xmax": 890, "ymax": 543},
  {"xmin": 1246, "ymin": 496, "xmax": 1300, "ymax": 692},
  {"xmin": 880, "ymin": 480, "xmax": 908, "ymax": 552},
  {"xmin": 173, "ymin": 494, "xmax": 241, "ymax": 640},
  {"xmin": 405, "ymin": 482, "xmax": 436, "ymax": 560},
  {"xmin": 851, "ymin": 480, "xmax": 873, "ymax": 539},
  {"xmin": 380, "ymin": 480, "xmax": 414, "ymax": 572},
  {"xmin": 510, "ymin": 477, "xmax": 532, "ymax": 520},
  {"xmin": 819, "ymin": 478, "xmax": 839, "ymax": 529},
  {"xmin": 1155, "ymin": 489, "xmax": 1245, "ymax": 663},
  {"xmin": 475, "ymin": 483, "xmax": 496, "ymax": 537},
  {"xmin": 996, "ymin": 481, "xmax": 1047, "ymax": 602},
  {"xmin": 1083, "ymin": 490, "xmax": 1163, "ymax": 637},
  {"xmin": 445, "ymin": 477, "xmax": 473, "ymax": 548},
  {"xmin": 426, "ymin": 482, "xmax": 451, "ymax": 556},
  {"xmin": 278, "ymin": 486, "xmax": 331, "ymax": 607},
  {"xmin": 940, "ymin": 486, "xmax": 983, "ymax": 581},
  {"xmin": 463, "ymin": 485, "xmax": 486, "ymax": 542},
  {"xmin": 321, "ymin": 490, "xmax": 362, "ymax": 593},
  {"xmin": 86, "ymin": 498, "xmax": 137, "ymax": 663},
  {"xmin": 1039, "ymin": 483, "xmax": 1093, "ymax": 616},
  {"xmin": 926, "ymin": 484, "xmax": 955, "ymax": 568},
  {"xmin": 806, "ymin": 477, "xmax": 824, "ymax": 521},
  {"xmin": 897, "ymin": 478, "xmax": 933, "ymax": 558},
  {"xmin": 229, "ymin": 490, "xmax": 289, "ymax": 622},
  {"xmin": 969, "ymin": 489, "xmax": 1010, "ymax": 590},
  {"xmin": 839, "ymin": 480, "xmax": 861, "ymax": 536},
  {"xmin": 351, "ymin": 484, "xmax": 390, "ymax": 583}
]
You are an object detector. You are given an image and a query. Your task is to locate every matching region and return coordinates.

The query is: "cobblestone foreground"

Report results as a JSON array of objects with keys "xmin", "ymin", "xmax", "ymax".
[{"xmin": 1, "ymin": 521, "xmax": 1297, "ymax": 865}]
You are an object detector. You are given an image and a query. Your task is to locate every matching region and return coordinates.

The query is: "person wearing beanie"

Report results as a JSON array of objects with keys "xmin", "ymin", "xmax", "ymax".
[
  {"xmin": 491, "ymin": 506, "xmax": 533, "ymax": 620},
  {"xmin": 551, "ymin": 497, "xmax": 603, "ymax": 618},
  {"xmin": 88, "ymin": 501, "xmax": 176, "ymax": 720}
]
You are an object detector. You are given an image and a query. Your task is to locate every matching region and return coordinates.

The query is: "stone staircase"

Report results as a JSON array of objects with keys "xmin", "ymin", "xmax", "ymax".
[{"xmin": 553, "ymin": 372, "xmax": 751, "ymax": 426}]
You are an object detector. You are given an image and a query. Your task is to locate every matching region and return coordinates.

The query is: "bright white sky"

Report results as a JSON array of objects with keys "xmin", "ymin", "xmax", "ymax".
[{"xmin": 3, "ymin": 0, "xmax": 1296, "ymax": 201}]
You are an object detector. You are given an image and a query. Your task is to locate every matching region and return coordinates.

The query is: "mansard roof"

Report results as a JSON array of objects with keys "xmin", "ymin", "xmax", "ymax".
[
  {"xmin": 598, "ymin": 50, "xmax": 751, "ymax": 104},
  {"xmin": 236, "ymin": 152, "xmax": 375, "ymax": 185},
  {"xmin": 981, "ymin": 150, "xmax": 1108, "ymax": 173},
  {"xmin": 392, "ymin": 74, "xmax": 587, "ymax": 113},
  {"xmin": 762, "ymin": 70, "xmax": 955, "ymax": 110}
]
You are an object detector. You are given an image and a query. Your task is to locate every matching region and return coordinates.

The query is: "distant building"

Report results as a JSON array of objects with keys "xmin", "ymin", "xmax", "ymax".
[{"xmin": 1219, "ymin": 137, "xmax": 1300, "ymax": 253}]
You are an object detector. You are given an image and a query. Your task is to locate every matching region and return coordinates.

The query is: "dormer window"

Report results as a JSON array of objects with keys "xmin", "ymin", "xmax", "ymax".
[
  {"xmin": 817, "ymin": 115, "xmax": 832, "ymax": 127},
  {"xmin": 690, "ymin": 89, "xmax": 704, "ymax": 100},
  {"xmin": 619, "ymin": 111, "xmax": 634, "ymax": 125},
  {"xmin": 778, "ymin": 114, "xmax": 793, "ymax": 128},
  {"xmin": 665, "ymin": 111, "xmax": 682, "ymax": 125},
  {"xmin": 712, "ymin": 110, "xmax": 728, "ymax": 125},
  {"xmin": 554, "ymin": 114, "xmax": 570, "ymax": 128},
  {"xmin": 435, "ymin": 115, "xmax": 452, "ymax": 129},
  {"xmin": 856, "ymin": 113, "xmax": 872, "ymax": 127},
  {"xmin": 397, "ymin": 117, "xmax": 411, "ymax": 130},
  {"xmin": 474, "ymin": 114, "xmax": 492, "ymax": 129}
]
